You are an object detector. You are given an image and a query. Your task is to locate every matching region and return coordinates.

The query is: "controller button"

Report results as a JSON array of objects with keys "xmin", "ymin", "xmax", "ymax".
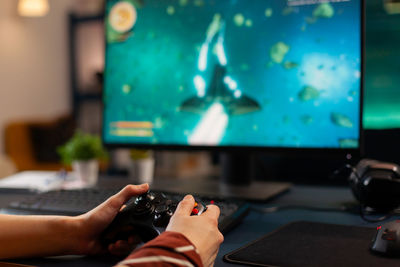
[
  {"xmin": 192, "ymin": 208, "xmax": 199, "ymax": 215},
  {"xmin": 154, "ymin": 213, "xmax": 162, "ymax": 224},
  {"xmin": 167, "ymin": 210, "xmax": 174, "ymax": 216},
  {"xmin": 133, "ymin": 202, "xmax": 152, "ymax": 215},
  {"xmin": 155, "ymin": 205, "xmax": 167, "ymax": 214},
  {"xmin": 147, "ymin": 192, "xmax": 156, "ymax": 201},
  {"xmin": 137, "ymin": 202, "xmax": 151, "ymax": 210}
]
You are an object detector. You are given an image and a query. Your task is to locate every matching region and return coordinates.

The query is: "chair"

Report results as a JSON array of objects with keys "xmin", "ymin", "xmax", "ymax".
[
  {"xmin": 0, "ymin": 154, "xmax": 17, "ymax": 179},
  {"xmin": 4, "ymin": 115, "xmax": 75, "ymax": 171}
]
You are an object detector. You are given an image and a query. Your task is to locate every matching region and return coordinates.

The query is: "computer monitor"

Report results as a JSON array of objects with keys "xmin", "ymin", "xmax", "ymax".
[
  {"xmin": 364, "ymin": 0, "xmax": 399, "ymax": 130},
  {"xmin": 102, "ymin": 0, "xmax": 364, "ymax": 199}
]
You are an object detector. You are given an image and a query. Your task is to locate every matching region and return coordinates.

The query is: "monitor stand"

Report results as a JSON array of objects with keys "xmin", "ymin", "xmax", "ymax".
[{"xmin": 151, "ymin": 152, "xmax": 291, "ymax": 202}]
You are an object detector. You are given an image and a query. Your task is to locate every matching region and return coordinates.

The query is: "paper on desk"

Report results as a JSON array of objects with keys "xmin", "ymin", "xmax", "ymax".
[{"xmin": 0, "ymin": 171, "xmax": 67, "ymax": 192}]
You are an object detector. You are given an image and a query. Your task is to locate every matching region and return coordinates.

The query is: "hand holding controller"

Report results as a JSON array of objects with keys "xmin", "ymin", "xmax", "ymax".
[{"xmin": 101, "ymin": 191, "xmax": 206, "ymax": 245}]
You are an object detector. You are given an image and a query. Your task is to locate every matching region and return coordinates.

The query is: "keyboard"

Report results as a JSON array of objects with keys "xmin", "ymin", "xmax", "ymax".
[{"xmin": 3, "ymin": 187, "xmax": 249, "ymax": 234}]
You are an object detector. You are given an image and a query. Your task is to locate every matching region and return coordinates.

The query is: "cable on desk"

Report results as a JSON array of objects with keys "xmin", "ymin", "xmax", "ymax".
[{"xmin": 251, "ymin": 204, "xmax": 398, "ymax": 223}]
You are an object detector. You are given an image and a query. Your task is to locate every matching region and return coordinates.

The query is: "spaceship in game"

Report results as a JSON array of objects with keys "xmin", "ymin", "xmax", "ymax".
[
  {"xmin": 180, "ymin": 64, "xmax": 261, "ymax": 115},
  {"xmin": 179, "ymin": 14, "xmax": 261, "ymax": 116}
]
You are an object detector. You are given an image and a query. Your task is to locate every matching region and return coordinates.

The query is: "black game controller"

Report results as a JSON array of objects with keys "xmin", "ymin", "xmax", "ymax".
[{"xmin": 101, "ymin": 191, "xmax": 206, "ymax": 245}]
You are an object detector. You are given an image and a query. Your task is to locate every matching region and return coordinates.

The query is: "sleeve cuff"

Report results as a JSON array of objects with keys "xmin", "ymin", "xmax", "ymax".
[{"xmin": 117, "ymin": 231, "xmax": 203, "ymax": 267}]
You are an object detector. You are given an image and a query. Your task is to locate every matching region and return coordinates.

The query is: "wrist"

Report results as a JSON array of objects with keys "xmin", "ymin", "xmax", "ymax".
[
  {"xmin": 69, "ymin": 214, "xmax": 105, "ymax": 255},
  {"xmin": 55, "ymin": 216, "xmax": 84, "ymax": 255},
  {"xmin": 48, "ymin": 215, "xmax": 88, "ymax": 255}
]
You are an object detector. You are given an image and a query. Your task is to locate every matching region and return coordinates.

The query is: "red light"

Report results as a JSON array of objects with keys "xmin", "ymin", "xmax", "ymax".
[
  {"xmin": 210, "ymin": 200, "xmax": 215, "ymax": 204},
  {"xmin": 377, "ymin": 226, "xmax": 382, "ymax": 230},
  {"xmin": 192, "ymin": 208, "xmax": 199, "ymax": 215}
]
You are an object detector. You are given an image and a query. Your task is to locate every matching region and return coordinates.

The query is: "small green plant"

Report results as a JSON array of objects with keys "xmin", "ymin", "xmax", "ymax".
[
  {"xmin": 130, "ymin": 149, "xmax": 152, "ymax": 160},
  {"xmin": 57, "ymin": 131, "xmax": 108, "ymax": 165}
]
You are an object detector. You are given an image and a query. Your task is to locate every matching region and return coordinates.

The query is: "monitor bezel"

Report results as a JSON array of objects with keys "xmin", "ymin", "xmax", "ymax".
[{"xmin": 102, "ymin": 0, "xmax": 365, "ymax": 159}]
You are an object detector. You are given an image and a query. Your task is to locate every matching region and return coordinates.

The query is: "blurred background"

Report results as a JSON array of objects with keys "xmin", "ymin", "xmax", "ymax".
[{"xmin": 0, "ymin": 0, "xmax": 399, "ymax": 183}]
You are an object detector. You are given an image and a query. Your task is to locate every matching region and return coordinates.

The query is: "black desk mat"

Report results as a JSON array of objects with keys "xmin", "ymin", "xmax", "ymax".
[{"xmin": 224, "ymin": 221, "xmax": 400, "ymax": 267}]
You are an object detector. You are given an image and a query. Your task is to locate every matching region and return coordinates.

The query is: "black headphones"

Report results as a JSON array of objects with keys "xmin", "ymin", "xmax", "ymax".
[{"xmin": 349, "ymin": 159, "xmax": 400, "ymax": 212}]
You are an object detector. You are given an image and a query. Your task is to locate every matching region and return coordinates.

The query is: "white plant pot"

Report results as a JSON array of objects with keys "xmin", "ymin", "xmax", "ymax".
[
  {"xmin": 72, "ymin": 159, "xmax": 99, "ymax": 186},
  {"xmin": 129, "ymin": 157, "xmax": 155, "ymax": 184}
]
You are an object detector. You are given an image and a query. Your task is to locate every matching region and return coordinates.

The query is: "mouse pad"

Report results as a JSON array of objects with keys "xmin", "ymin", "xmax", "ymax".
[{"xmin": 224, "ymin": 221, "xmax": 400, "ymax": 267}]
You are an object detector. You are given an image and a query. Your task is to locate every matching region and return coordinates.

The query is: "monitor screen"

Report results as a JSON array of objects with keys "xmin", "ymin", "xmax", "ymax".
[
  {"xmin": 363, "ymin": 0, "xmax": 400, "ymax": 130},
  {"xmin": 103, "ymin": 0, "xmax": 362, "ymax": 151}
]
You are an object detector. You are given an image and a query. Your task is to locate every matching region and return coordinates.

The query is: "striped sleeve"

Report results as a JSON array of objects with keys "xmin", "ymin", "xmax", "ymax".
[{"xmin": 114, "ymin": 231, "xmax": 203, "ymax": 267}]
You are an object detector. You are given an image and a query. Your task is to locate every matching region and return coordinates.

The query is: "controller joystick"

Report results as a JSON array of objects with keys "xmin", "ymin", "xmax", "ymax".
[{"xmin": 101, "ymin": 191, "xmax": 207, "ymax": 245}]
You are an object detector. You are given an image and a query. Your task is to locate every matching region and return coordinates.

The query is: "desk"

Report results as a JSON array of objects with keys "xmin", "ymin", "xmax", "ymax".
[{"xmin": 0, "ymin": 185, "xmax": 380, "ymax": 267}]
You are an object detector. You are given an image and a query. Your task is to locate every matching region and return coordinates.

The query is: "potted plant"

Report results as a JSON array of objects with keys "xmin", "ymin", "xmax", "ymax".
[
  {"xmin": 129, "ymin": 149, "xmax": 155, "ymax": 184},
  {"xmin": 58, "ymin": 131, "xmax": 108, "ymax": 186}
]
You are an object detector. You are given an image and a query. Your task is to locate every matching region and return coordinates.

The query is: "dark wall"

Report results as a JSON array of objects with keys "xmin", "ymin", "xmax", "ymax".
[{"xmin": 253, "ymin": 129, "xmax": 400, "ymax": 186}]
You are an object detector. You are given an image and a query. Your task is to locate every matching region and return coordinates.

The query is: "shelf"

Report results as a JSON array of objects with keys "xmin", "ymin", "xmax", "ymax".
[
  {"xmin": 69, "ymin": 13, "xmax": 104, "ymax": 24},
  {"xmin": 76, "ymin": 92, "xmax": 102, "ymax": 101},
  {"xmin": 68, "ymin": 12, "xmax": 104, "ymax": 132}
]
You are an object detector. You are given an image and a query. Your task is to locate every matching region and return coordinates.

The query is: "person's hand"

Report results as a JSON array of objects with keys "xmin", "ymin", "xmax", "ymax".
[
  {"xmin": 73, "ymin": 183, "xmax": 149, "ymax": 256},
  {"xmin": 166, "ymin": 195, "xmax": 224, "ymax": 267}
]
